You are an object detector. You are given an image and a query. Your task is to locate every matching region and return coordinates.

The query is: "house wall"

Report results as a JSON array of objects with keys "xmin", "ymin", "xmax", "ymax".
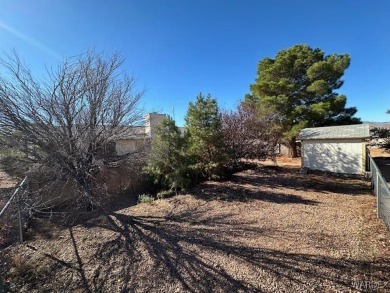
[
  {"xmin": 114, "ymin": 113, "xmax": 167, "ymax": 156},
  {"xmin": 302, "ymin": 139, "xmax": 365, "ymax": 174},
  {"xmin": 115, "ymin": 138, "xmax": 149, "ymax": 156}
]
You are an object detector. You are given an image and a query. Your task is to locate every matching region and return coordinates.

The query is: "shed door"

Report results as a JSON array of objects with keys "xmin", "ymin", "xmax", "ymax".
[{"xmin": 303, "ymin": 140, "xmax": 363, "ymax": 174}]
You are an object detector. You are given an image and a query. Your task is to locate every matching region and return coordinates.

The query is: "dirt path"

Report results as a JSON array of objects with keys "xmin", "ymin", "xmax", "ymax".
[{"xmin": 1, "ymin": 166, "xmax": 389, "ymax": 292}]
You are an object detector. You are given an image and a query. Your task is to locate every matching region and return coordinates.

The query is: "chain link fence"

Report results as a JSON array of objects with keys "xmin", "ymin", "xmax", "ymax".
[
  {"xmin": 0, "ymin": 177, "xmax": 28, "ymax": 247},
  {"xmin": 368, "ymin": 155, "xmax": 390, "ymax": 231}
]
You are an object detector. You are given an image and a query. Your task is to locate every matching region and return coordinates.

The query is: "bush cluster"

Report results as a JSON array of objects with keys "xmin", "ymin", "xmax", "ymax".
[
  {"xmin": 143, "ymin": 93, "xmax": 229, "ymax": 195},
  {"xmin": 143, "ymin": 93, "xmax": 278, "ymax": 196}
]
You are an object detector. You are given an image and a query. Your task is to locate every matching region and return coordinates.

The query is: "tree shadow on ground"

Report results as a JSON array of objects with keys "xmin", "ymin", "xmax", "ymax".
[
  {"xmin": 75, "ymin": 209, "xmax": 389, "ymax": 292},
  {"xmin": 15, "ymin": 197, "xmax": 390, "ymax": 292},
  {"xmin": 24, "ymin": 191, "xmax": 139, "ymax": 240},
  {"xmin": 230, "ymin": 165, "xmax": 370, "ymax": 197},
  {"xmin": 25, "ymin": 164, "xmax": 368, "ymax": 242},
  {"xmin": 191, "ymin": 180, "xmax": 319, "ymax": 204},
  {"xmin": 9, "ymin": 165, "xmax": 385, "ymax": 292}
]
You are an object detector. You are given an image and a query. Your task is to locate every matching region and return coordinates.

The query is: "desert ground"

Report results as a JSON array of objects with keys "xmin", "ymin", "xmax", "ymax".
[{"xmin": 1, "ymin": 161, "xmax": 389, "ymax": 292}]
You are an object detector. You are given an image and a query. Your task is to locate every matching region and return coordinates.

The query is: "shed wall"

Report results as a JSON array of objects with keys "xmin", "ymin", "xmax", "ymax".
[{"xmin": 302, "ymin": 139, "xmax": 364, "ymax": 174}]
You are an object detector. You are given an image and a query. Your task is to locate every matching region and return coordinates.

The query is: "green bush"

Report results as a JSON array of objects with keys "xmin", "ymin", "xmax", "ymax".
[
  {"xmin": 137, "ymin": 193, "xmax": 155, "ymax": 204},
  {"xmin": 143, "ymin": 116, "xmax": 192, "ymax": 193},
  {"xmin": 144, "ymin": 95, "xmax": 233, "ymax": 196},
  {"xmin": 156, "ymin": 189, "xmax": 176, "ymax": 199},
  {"xmin": 184, "ymin": 93, "xmax": 229, "ymax": 180}
]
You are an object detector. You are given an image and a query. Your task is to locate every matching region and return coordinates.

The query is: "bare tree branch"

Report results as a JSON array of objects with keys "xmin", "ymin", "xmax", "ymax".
[
  {"xmin": 222, "ymin": 103, "xmax": 281, "ymax": 165},
  {"xmin": 0, "ymin": 50, "xmax": 144, "ymax": 209}
]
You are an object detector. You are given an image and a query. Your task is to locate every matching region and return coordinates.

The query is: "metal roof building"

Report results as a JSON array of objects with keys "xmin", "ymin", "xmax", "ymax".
[{"xmin": 297, "ymin": 124, "xmax": 370, "ymax": 174}]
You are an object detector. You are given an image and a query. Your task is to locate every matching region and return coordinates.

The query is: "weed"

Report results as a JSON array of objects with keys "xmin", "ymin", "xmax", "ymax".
[
  {"xmin": 156, "ymin": 189, "xmax": 176, "ymax": 199},
  {"xmin": 137, "ymin": 193, "xmax": 154, "ymax": 204}
]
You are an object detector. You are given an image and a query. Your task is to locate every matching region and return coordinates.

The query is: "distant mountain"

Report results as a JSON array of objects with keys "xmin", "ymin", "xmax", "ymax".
[{"xmin": 365, "ymin": 122, "xmax": 390, "ymax": 129}]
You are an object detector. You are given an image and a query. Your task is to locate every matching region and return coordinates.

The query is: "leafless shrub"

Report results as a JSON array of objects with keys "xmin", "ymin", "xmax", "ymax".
[
  {"xmin": 0, "ymin": 50, "xmax": 144, "ymax": 211},
  {"xmin": 222, "ymin": 103, "xmax": 281, "ymax": 166}
]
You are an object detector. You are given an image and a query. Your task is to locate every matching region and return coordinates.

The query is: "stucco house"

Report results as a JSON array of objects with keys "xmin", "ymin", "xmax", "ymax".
[
  {"xmin": 112, "ymin": 113, "xmax": 167, "ymax": 156},
  {"xmin": 112, "ymin": 112, "xmax": 185, "ymax": 156},
  {"xmin": 297, "ymin": 124, "xmax": 370, "ymax": 175}
]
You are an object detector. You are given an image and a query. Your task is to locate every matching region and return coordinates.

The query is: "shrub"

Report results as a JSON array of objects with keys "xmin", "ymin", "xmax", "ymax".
[
  {"xmin": 184, "ymin": 93, "xmax": 229, "ymax": 180},
  {"xmin": 137, "ymin": 193, "xmax": 154, "ymax": 204},
  {"xmin": 156, "ymin": 189, "xmax": 176, "ymax": 200},
  {"xmin": 0, "ymin": 155, "xmax": 30, "ymax": 178},
  {"xmin": 143, "ymin": 116, "xmax": 191, "ymax": 193}
]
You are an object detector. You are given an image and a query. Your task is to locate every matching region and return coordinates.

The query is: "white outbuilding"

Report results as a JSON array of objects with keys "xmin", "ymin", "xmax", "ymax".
[{"xmin": 297, "ymin": 124, "xmax": 370, "ymax": 175}]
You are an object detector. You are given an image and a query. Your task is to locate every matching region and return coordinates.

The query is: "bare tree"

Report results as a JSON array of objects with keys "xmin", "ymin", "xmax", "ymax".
[
  {"xmin": 222, "ymin": 104, "xmax": 281, "ymax": 165},
  {"xmin": 0, "ymin": 51, "xmax": 143, "ymax": 209}
]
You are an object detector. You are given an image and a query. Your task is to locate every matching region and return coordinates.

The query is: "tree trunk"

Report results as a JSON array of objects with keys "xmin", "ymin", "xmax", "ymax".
[{"xmin": 288, "ymin": 138, "xmax": 298, "ymax": 158}]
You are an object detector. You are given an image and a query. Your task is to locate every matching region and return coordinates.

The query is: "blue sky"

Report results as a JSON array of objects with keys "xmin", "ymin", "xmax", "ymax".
[{"xmin": 0, "ymin": 0, "xmax": 389, "ymax": 126}]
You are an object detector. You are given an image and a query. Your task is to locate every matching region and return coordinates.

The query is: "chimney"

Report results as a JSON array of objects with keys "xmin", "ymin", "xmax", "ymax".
[{"xmin": 144, "ymin": 113, "xmax": 167, "ymax": 139}]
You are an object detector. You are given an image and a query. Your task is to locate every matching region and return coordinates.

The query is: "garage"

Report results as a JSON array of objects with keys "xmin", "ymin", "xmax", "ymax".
[{"xmin": 297, "ymin": 124, "xmax": 370, "ymax": 175}]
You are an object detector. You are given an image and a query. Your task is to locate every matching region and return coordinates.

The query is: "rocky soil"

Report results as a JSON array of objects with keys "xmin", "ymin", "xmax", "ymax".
[{"xmin": 1, "ymin": 165, "xmax": 390, "ymax": 292}]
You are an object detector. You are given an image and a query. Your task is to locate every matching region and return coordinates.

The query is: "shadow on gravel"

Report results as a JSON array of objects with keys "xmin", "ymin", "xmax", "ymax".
[
  {"xmin": 65, "ymin": 208, "xmax": 389, "ymax": 293},
  {"xmin": 192, "ymin": 182, "xmax": 319, "ymax": 205},
  {"xmin": 12, "ymin": 198, "xmax": 389, "ymax": 292},
  {"xmin": 3, "ymin": 165, "xmax": 383, "ymax": 292},
  {"xmin": 24, "ymin": 191, "xmax": 139, "ymax": 239},
  {"xmin": 186, "ymin": 165, "xmax": 369, "ymax": 205},
  {"xmin": 230, "ymin": 166, "xmax": 370, "ymax": 196}
]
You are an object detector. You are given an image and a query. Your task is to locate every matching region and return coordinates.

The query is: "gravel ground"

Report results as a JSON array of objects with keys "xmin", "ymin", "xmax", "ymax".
[
  {"xmin": 0, "ymin": 171, "xmax": 17, "ymax": 189},
  {"xmin": 1, "ymin": 165, "xmax": 390, "ymax": 292}
]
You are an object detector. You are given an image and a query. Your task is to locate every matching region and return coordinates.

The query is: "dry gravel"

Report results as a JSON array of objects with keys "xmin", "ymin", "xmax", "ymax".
[
  {"xmin": 0, "ymin": 171, "xmax": 17, "ymax": 189},
  {"xmin": 1, "ymin": 165, "xmax": 390, "ymax": 292}
]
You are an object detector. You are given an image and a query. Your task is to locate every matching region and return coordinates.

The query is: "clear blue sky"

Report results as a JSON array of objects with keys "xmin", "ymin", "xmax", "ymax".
[{"xmin": 0, "ymin": 0, "xmax": 389, "ymax": 126}]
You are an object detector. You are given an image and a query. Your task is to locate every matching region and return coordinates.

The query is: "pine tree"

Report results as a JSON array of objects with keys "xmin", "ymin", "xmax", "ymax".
[
  {"xmin": 144, "ymin": 116, "xmax": 190, "ymax": 193},
  {"xmin": 248, "ymin": 44, "xmax": 361, "ymax": 157},
  {"xmin": 185, "ymin": 93, "xmax": 227, "ymax": 179}
]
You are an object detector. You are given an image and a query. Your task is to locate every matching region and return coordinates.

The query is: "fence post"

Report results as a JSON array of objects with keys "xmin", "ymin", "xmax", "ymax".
[
  {"xmin": 16, "ymin": 190, "xmax": 23, "ymax": 243},
  {"xmin": 370, "ymin": 157, "xmax": 374, "ymax": 189},
  {"xmin": 376, "ymin": 171, "xmax": 379, "ymax": 219}
]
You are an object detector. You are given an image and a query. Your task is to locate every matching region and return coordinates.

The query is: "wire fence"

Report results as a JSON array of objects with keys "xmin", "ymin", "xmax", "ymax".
[
  {"xmin": 0, "ymin": 177, "xmax": 28, "ymax": 247},
  {"xmin": 368, "ymin": 155, "xmax": 390, "ymax": 231}
]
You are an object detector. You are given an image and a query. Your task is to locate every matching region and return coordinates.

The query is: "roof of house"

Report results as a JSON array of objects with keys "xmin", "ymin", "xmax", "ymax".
[{"xmin": 297, "ymin": 124, "xmax": 370, "ymax": 140}]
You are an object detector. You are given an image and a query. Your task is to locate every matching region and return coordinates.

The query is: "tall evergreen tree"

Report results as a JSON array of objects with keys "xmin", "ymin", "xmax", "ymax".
[
  {"xmin": 185, "ymin": 93, "xmax": 226, "ymax": 179},
  {"xmin": 248, "ymin": 44, "xmax": 361, "ymax": 157},
  {"xmin": 144, "ymin": 116, "xmax": 189, "ymax": 193}
]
